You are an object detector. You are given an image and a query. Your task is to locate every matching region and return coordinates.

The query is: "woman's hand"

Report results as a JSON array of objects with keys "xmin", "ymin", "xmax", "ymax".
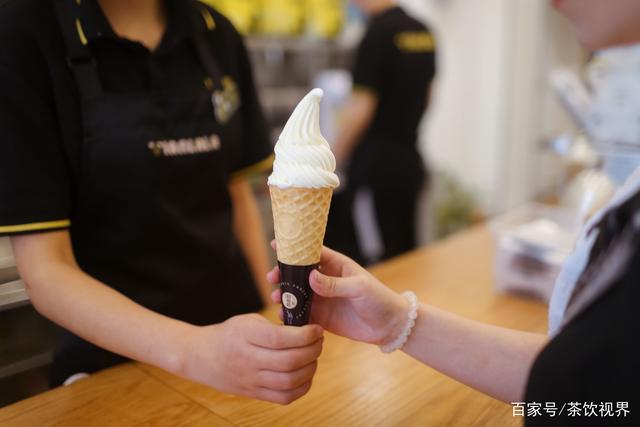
[
  {"xmin": 268, "ymin": 247, "xmax": 408, "ymax": 346},
  {"xmin": 180, "ymin": 313, "xmax": 324, "ymax": 405},
  {"xmin": 268, "ymin": 247, "xmax": 548, "ymax": 403}
]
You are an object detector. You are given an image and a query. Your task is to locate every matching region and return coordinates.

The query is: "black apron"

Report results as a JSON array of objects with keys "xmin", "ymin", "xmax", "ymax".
[{"xmin": 50, "ymin": 0, "xmax": 262, "ymax": 386}]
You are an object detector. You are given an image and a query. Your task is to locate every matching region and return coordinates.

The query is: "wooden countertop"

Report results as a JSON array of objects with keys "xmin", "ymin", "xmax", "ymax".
[{"xmin": 0, "ymin": 226, "xmax": 547, "ymax": 426}]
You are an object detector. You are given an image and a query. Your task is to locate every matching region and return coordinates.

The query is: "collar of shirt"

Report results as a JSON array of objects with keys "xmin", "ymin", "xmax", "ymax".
[
  {"xmin": 75, "ymin": 0, "xmax": 212, "ymax": 53},
  {"xmin": 371, "ymin": 6, "xmax": 403, "ymax": 22}
]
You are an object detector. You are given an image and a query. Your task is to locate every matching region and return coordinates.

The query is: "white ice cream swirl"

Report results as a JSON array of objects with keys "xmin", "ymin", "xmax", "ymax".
[{"xmin": 268, "ymin": 88, "xmax": 340, "ymax": 189}]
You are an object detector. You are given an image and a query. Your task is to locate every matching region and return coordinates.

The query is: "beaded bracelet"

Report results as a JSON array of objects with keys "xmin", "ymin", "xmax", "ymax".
[{"xmin": 379, "ymin": 291, "xmax": 419, "ymax": 353}]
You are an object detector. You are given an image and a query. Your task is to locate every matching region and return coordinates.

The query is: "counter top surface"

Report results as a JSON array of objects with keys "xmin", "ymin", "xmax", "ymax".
[{"xmin": 0, "ymin": 226, "xmax": 547, "ymax": 426}]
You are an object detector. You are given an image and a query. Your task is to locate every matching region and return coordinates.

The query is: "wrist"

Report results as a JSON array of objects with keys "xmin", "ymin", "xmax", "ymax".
[
  {"xmin": 379, "ymin": 292, "xmax": 419, "ymax": 353},
  {"xmin": 380, "ymin": 292, "xmax": 411, "ymax": 346},
  {"xmin": 167, "ymin": 322, "xmax": 206, "ymax": 378}
]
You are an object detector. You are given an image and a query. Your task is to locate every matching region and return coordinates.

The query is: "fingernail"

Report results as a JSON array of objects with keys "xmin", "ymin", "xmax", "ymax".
[{"xmin": 310, "ymin": 270, "xmax": 322, "ymax": 284}]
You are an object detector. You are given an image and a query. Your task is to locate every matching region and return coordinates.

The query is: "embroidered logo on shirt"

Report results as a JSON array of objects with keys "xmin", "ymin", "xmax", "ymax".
[
  {"xmin": 212, "ymin": 76, "xmax": 240, "ymax": 125},
  {"xmin": 148, "ymin": 134, "xmax": 221, "ymax": 157},
  {"xmin": 394, "ymin": 31, "xmax": 435, "ymax": 53}
]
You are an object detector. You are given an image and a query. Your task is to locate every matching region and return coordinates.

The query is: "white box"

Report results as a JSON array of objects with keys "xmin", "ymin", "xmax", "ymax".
[{"xmin": 489, "ymin": 204, "xmax": 579, "ymax": 302}]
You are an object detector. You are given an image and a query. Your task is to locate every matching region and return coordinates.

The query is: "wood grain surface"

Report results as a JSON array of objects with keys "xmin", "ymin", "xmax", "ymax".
[{"xmin": 0, "ymin": 226, "xmax": 547, "ymax": 426}]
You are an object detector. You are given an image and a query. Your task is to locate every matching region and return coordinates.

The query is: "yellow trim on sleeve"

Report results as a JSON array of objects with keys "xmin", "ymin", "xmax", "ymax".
[
  {"xmin": 231, "ymin": 154, "xmax": 274, "ymax": 179},
  {"xmin": 200, "ymin": 7, "xmax": 216, "ymax": 30},
  {"xmin": 0, "ymin": 220, "xmax": 71, "ymax": 234},
  {"xmin": 394, "ymin": 31, "xmax": 436, "ymax": 53},
  {"xmin": 76, "ymin": 19, "xmax": 88, "ymax": 45}
]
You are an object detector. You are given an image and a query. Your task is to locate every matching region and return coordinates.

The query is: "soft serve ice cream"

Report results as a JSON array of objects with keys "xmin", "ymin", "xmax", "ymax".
[
  {"xmin": 268, "ymin": 88, "xmax": 339, "ymax": 326},
  {"xmin": 268, "ymin": 88, "xmax": 339, "ymax": 189}
]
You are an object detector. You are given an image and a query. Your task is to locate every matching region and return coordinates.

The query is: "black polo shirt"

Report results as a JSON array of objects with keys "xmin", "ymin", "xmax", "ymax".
[
  {"xmin": 525, "ymin": 191, "xmax": 640, "ymax": 426},
  {"xmin": 524, "ymin": 244, "xmax": 640, "ymax": 426},
  {"xmin": 348, "ymin": 6, "xmax": 436, "ymax": 188},
  {"xmin": 0, "ymin": 0, "xmax": 271, "ymax": 236}
]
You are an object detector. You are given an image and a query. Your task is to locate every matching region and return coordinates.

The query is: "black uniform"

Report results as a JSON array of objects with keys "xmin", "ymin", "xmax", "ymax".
[
  {"xmin": 0, "ymin": 0, "xmax": 272, "ymax": 385},
  {"xmin": 525, "ymin": 191, "xmax": 640, "ymax": 426},
  {"xmin": 326, "ymin": 6, "xmax": 436, "ymax": 263}
]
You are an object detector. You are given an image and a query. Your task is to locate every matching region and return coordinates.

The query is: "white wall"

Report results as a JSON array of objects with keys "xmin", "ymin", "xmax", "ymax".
[{"xmin": 400, "ymin": 0, "xmax": 586, "ymax": 215}]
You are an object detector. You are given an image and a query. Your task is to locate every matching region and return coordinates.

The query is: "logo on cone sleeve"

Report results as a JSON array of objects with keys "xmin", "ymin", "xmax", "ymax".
[
  {"xmin": 278, "ymin": 262, "xmax": 317, "ymax": 326},
  {"xmin": 282, "ymin": 292, "xmax": 298, "ymax": 309}
]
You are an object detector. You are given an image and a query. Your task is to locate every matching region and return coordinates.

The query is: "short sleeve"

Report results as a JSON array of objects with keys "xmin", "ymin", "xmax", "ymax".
[
  {"xmin": 0, "ymin": 65, "xmax": 71, "ymax": 236},
  {"xmin": 229, "ymin": 32, "xmax": 273, "ymax": 179},
  {"xmin": 352, "ymin": 29, "xmax": 389, "ymax": 94}
]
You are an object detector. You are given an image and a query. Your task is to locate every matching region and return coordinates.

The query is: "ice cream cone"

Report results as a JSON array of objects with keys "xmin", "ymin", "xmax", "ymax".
[
  {"xmin": 267, "ymin": 88, "xmax": 339, "ymax": 325},
  {"xmin": 269, "ymin": 185, "xmax": 332, "ymax": 266}
]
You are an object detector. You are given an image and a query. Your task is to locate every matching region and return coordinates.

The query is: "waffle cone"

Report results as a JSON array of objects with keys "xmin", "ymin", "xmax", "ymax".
[{"xmin": 269, "ymin": 186, "xmax": 333, "ymax": 266}]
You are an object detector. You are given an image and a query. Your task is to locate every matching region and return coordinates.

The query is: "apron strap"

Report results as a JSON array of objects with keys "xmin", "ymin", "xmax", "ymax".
[
  {"xmin": 191, "ymin": 25, "xmax": 224, "ymax": 90},
  {"xmin": 55, "ymin": 0, "xmax": 104, "ymax": 98}
]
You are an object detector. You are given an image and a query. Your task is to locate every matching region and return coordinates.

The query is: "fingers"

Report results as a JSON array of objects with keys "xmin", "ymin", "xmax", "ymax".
[
  {"xmin": 247, "ymin": 320, "xmax": 323, "ymax": 349},
  {"xmin": 257, "ymin": 338, "xmax": 324, "ymax": 372},
  {"xmin": 309, "ymin": 269, "xmax": 363, "ymax": 299},
  {"xmin": 256, "ymin": 380, "xmax": 313, "ymax": 405},
  {"xmin": 318, "ymin": 246, "xmax": 357, "ymax": 276},
  {"xmin": 319, "ymin": 245, "xmax": 349, "ymax": 265},
  {"xmin": 271, "ymin": 287, "xmax": 282, "ymax": 304},
  {"xmin": 257, "ymin": 361, "xmax": 318, "ymax": 391},
  {"xmin": 266, "ymin": 265, "xmax": 280, "ymax": 286}
]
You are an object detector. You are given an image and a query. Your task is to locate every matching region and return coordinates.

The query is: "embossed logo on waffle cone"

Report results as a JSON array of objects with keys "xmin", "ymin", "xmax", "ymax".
[{"xmin": 276, "ymin": 213, "xmax": 303, "ymax": 240}]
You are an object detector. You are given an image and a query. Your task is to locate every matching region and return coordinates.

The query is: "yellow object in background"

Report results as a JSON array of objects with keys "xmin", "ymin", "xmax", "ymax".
[
  {"xmin": 305, "ymin": 0, "xmax": 344, "ymax": 39},
  {"xmin": 255, "ymin": 0, "xmax": 304, "ymax": 37},
  {"xmin": 199, "ymin": 0, "xmax": 257, "ymax": 34},
  {"xmin": 199, "ymin": 0, "xmax": 345, "ymax": 39}
]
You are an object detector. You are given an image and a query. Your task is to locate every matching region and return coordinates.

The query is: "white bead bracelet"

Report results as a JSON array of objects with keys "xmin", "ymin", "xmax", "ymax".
[{"xmin": 379, "ymin": 291, "xmax": 419, "ymax": 354}]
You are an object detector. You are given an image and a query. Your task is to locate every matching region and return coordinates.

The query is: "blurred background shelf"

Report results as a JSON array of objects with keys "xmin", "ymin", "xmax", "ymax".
[
  {"xmin": 245, "ymin": 35, "xmax": 353, "ymax": 54},
  {"xmin": 0, "ymin": 281, "xmax": 28, "ymax": 312}
]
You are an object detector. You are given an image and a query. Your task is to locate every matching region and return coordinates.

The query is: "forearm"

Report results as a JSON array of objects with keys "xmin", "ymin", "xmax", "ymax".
[
  {"xmin": 403, "ymin": 304, "xmax": 547, "ymax": 402},
  {"xmin": 231, "ymin": 179, "xmax": 272, "ymax": 304},
  {"xmin": 25, "ymin": 261, "xmax": 193, "ymax": 375},
  {"xmin": 334, "ymin": 91, "xmax": 377, "ymax": 166},
  {"xmin": 334, "ymin": 120, "xmax": 365, "ymax": 167}
]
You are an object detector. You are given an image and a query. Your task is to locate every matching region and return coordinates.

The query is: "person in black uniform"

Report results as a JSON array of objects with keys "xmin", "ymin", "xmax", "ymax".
[
  {"xmin": 269, "ymin": 0, "xmax": 640, "ymax": 422},
  {"xmin": 0, "ymin": 0, "xmax": 323, "ymax": 404},
  {"xmin": 325, "ymin": 0, "xmax": 436, "ymax": 264}
]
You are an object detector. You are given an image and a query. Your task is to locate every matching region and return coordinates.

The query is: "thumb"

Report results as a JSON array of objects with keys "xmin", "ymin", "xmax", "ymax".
[{"xmin": 309, "ymin": 270, "xmax": 362, "ymax": 298}]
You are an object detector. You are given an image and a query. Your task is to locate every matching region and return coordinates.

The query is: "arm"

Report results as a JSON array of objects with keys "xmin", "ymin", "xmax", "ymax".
[
  {"xmin": 11, "ymin": 231, "xmax": 324, "ymax": 403},
  {"xmin": 333, "ymin": 90, "xmax": 378, "ymax": 167},
  {"xmin": 228, "ymin": 177, "xmax": 272, "ymax": 305},
  {"xmin": 268, "ymin": 246, "xmax": 547, "ymax": 403},
  {"xmin": 12, "ymin": 231, "xmax": 190, "ymax": 373},
  {"xmin": 403, "ymin": 305, "xmax": 546, "ymax": 402}
]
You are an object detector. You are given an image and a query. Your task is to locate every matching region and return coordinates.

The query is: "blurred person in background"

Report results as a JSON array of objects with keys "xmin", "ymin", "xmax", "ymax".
[
  {"xmin": 272, "ymin": 0, "xmax": 640, "ymax": 423},
  {"xmin": 0, "ymin": 0, "xmax": 322, "ymax": 404},
  {"xmin": 325, "ymin": 0, "xmax": 437, "ymax": 264}
]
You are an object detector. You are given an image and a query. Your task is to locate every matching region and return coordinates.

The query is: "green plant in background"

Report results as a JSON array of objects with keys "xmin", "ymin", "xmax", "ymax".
[{"xmin": 433, "ymin": 170, "xmax": 477, "ymax": 239}]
